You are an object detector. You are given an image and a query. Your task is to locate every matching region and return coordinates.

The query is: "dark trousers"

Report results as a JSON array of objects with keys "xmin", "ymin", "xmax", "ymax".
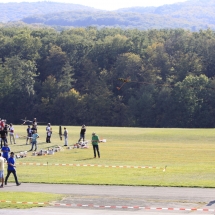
[
  {"xmin": 5, "ymin": 169, "xmax": 19, "ymax": 185},
  {"xmin": 46, "ymin": 135, "xmax": 51, "ymax": 143},
  {"xmin": 93, "ymin": 145, "xmax": 100, "ymax": 158},
  {"xmin": 78, "ymin": 134, "xmax": 85, "ymax": 142},
  {"xmin": 1, "ymin": 138, "xmax": 7, "ymax": 148}
]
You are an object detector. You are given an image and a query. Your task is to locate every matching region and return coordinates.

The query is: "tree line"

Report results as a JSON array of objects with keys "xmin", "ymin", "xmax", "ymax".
[{"xmin": 1, "ymin": 26, "xmax": 215, "ymax": 127}]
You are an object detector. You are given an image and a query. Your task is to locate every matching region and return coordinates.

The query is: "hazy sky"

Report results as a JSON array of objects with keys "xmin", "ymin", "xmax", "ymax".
[{"xmin": 1, "ymin": 0, "xmax": 189, "ymax": 10}]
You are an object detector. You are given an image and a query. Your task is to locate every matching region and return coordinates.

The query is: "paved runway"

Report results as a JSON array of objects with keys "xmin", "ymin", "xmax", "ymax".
[{"xmin": 1, "ymin": 183, "xmax": 215, "ymax": 214}]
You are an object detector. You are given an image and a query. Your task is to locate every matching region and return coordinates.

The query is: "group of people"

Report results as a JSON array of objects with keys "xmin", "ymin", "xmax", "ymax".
[
  {"xmin": 77, "ymin": 125, "xmax": 101, "ymax": 158},
  {"xmin": 0, "ymin": 151, "xmax": 21, "ymax": 188},
  {"xmin": 0, "ymin": 120, "xmax": 16, "ymax": 149},
  {"xmin": 0, "ymin": 120, "xmax": 102, "ymax": 188},
  {"xmin": 0, "ymin": 118, "xmax": 21, "ymax": 188}
]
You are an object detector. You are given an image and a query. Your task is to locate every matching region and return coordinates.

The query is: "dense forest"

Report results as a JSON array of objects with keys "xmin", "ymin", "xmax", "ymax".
[
  {"xmin": 1, "ymin": 0, "xmax": 215, "ymax": 30},
  {"xmin": 1, "ymin": 26, "xmax": 215, "ymax": 128}
]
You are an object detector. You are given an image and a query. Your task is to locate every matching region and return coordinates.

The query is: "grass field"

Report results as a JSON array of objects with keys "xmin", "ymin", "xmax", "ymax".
[
  {"xmin": 3, "ymin": 126, "xmax": 215, "ymax": 187},
  {"xmin": 0, "ymin": 192, "xmax": 63, "ymax": 209}
]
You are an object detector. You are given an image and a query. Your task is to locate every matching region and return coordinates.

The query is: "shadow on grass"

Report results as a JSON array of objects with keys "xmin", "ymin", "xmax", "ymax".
[
  {"xmin": 16, "ymin": 142, "xmax": 48, "ymax": 147},
  {"xmin": 75, "ymin": 158, "xmax": 94, "ymax": 161}
]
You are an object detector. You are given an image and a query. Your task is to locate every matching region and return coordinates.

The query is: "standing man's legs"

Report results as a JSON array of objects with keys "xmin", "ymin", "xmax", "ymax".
[
  {"xmin": 64, "ymin": 137, "xmax": 68, "ymax": 146},
  {"xmin": 12, "ymin": 134, "xmax": 16, "ymax": 144},
  {"xmin": 26, "ymin": 136, "xmax": 29, "ymax": 144},
  {"xmin": 9, "ymin": 134, "xmax": 15, "ymax": 144},
  {"xmin": 30, "ymin": 141, "xmax": 36, "ymax": 151},
  {"xmin": 0, "ymin": 170, "xmax": 4, "ymax": 187},
  {"xmin": 3, "ymin": 138, "xmax": 7, "ymax": 147},
  {"xmin": 95, "ymin": 145, "xmax": 100, "ymax": 158},
  {"xmin": 93, "ymin": 145, "xmax": 100, "ymax": 158},
  {"xmin": 10, "ymin": 134, "xmax": 12, "ymax": 144}
]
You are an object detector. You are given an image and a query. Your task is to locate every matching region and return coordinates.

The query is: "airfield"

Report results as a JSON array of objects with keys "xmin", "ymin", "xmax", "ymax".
[{"xmin": 1, "ymin": 126, "xmax": 215, "ymax": 214}]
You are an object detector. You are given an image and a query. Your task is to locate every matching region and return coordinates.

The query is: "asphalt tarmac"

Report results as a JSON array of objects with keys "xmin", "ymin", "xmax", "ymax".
[{"xmin": 1, "ymin": 183, "xmax": 215, "ymax": 214}]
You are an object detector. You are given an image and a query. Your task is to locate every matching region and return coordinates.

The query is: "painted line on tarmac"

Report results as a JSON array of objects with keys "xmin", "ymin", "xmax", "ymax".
[
  {"xmin": 16, "ymin": 162, "xmax": 166, "ymax": 171},
  {"xmin": 0, "ymin": 200, "xmax": 214, "ymax": 212}
]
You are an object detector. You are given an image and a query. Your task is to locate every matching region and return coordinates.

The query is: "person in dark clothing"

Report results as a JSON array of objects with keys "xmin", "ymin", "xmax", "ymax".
[
  {"xmin": 31, "ymin": 125, "xmax": 37, "ymax": 133},
  {"xmin": 78, "ymin": 125, "xmax": 86, "ymax": 142},
  {"xmin": 46, "ymin": 123, "xmax": 52, "ymax": 143},
  {"xmin": 5, "ymin": 152, "xmax": 21, "ymax": 186},
  {"xmin": 4, "ymin": 124, "xmax": 8, "ymax": 137},
  {"xmin": 0, "ymin": 127, "xmax": 7, "ymax": 148},
  {"xmin": 26, "ymin": 125, "xmax": 32, "ymax": 145}
]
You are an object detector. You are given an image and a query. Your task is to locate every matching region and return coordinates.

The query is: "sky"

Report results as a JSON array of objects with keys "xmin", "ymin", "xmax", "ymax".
[{"xmin": 1, "ymin": 0, "xmax": 189, "ymax": 10}]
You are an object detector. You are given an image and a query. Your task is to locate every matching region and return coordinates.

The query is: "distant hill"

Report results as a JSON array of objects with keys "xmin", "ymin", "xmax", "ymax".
[
  {"xmin": 0, "ymin": 2, "xmax": 98, "ymax": 22},
  {"xmin": 1, "ymin": 0, "xmax": 215, "ymax": 30},
  {"xmin": 117, "ymin": 0, "xmax": 215, "ymax": 26}
]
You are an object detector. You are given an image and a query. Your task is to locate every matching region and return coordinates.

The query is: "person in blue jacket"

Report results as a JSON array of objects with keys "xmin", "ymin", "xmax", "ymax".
[
  {"xmin": 1, "ymin": 143, "xmax": 10, "ymax": 162},
  {"xmin": 5, "ymin": 152, "xmax": 21, "ymax": 186}
]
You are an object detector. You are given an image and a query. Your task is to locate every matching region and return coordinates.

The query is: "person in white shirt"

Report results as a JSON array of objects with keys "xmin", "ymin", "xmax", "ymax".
[
  {"xmin": 0, "ymin": 152, "xmax": 5, "ymax": 188},
  {"xmin": 9, "ymin": 123, "xmax": 16, "ymax": 144}
]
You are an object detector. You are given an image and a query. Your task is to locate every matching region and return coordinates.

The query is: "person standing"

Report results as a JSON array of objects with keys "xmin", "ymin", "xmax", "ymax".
[
  {"xmin": 4, "ymin": 124, "xmax": 8, "ymax": 138},
  {"xmin": 0, "ymin": 152, "xmax": 5, "ymax": 188},
  {"xmin": 78, "ymin": 125, "xmax": 86, "ymax": 142},
  {"xmin": 92, "ymin": 132, "xmax": 100, "ymax": 158},
  {"xmin": 5, "ymin": 152, "xmax": 21, "ymax": 186},
  {"xmin": 0, "ymin": 127, "xmax": 7, "ymax": 148},
  {"xmin": 46, "ymin": 123, "xmax": 52, "ymax": 143},
  {"xmin": 9, "ymin": 123, "xmax": 16, "ymax": 144},
  {"xmin": 1, "ymin": 143, "xmax": 10, "ymax": 162},
  {"xmin": 29, "ymin": 130, "xmax": 39, "ymax": 151},
  {"xmin": 26, "ymin": 125, "xmax": 32, "ymax": 145},
  {"xmin": 63, "ymin": 127, "xmax": 68, "ymax": 146},
  {"xmin": 32, "ymin": 118, "xmax": 37, "ymax": 130}
]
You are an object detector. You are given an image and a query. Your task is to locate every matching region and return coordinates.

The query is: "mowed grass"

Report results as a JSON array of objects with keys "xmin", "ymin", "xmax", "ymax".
[
  {"xmin": 5, "ymin": 126, "xmax": 215, "ymax": 187},
  {"xmin": 0, "ymin": 192, "xmax": 63, "ymax": 209}
]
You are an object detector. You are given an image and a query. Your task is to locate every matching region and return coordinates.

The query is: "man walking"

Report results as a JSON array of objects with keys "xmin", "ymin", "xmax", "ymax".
[
  {"xmin": 5, "ymin": 152, "xmax": 21, "ymax": 186},
  {"xmin": 92, "ymin": 132, "xmax": 100, "ymax": 158},
  {"xmin": 0, "ymin": 152, "xmax": 5, "ymax": 188}
]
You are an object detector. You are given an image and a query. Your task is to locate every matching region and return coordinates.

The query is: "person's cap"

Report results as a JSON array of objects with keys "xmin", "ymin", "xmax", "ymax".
[
  {"xmin": 64, "ymin": 127, "xmax": 66, "ymax": 129},
  {"xmin": 92, "ymin": 132, "xmax": 95, "ymax": 135},
  {"xmin": 48, "ymin": 123, "xmax": 51, "ymax": 125}
]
